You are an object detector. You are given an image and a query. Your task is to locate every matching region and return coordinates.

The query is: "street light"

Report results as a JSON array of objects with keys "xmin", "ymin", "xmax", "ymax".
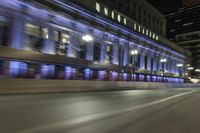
[
  {"xmin": 160, "ymin": 58, "xmax": 167, "ymax": 63},
  {"xmin": 176, "ymin": 63, "xmax": 184, "ymax": 77},
  {"xmin": 130, "ymin": 49, "xmax": 138, "ymax": 55},
  {"xmin": 176, "ymin": 64, "xmax": 183, "ymax": 67},
  {"xmin": 82, "ymin": 34, "xmax": 93, "ymax": 42},
  {"xmin": 130, "ymin": 49, "xmax": 138, "ymax": 74},
  {"xmin": 160, "ymin": 58, "xmax": 167, "ymax": 78}
]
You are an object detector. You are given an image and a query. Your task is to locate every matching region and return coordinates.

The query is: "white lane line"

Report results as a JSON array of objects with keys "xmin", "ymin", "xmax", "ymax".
[{"xmin": 18, "ymin": 90, "xmax": 195, "ymax": 133}]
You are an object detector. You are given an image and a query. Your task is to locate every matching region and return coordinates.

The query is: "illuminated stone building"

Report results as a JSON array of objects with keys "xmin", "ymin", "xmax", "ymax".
[{"xmin": 0, "ymin": 0, "xmax": 191, "ymax": 82}]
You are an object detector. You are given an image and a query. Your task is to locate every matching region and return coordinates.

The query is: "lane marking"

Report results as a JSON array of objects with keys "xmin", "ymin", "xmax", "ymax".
[{"xmin": 18, "ymin": 90, "xmax": 195, "ymax": 133}]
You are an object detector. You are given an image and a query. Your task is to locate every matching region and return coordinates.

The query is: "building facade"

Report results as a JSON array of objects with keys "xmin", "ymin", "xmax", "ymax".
[
  {"xmin": 166, "ymin": 5, "xmax": 200, "ymax": 77},
  {"xmin": 183, "ymin": 0, "xmax": 200, "ymax": 7},
  {"xmin": 0, "ymin": 0, "xmax": 190, "ymax": 83}
]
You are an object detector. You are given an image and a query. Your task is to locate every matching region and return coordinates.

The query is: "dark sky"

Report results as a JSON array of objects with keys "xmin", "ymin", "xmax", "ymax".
[{"xmin": 147, "ymin": 0, "xmax": 183, "ymax": 14}]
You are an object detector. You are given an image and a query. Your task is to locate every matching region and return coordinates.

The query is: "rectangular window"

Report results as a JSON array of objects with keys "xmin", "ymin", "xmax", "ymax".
[
  {"xmin": 117, "ymin": 14, "xmax": 121, "ymax": 22},
  {"xmin": 25, "ymin": 23, "xmax": 48, "ymax": 52},
  {"xmin": 0, "ymin": 15, "xmax": 9, "ymax": 46},
  {"xmin": 42, "ymin": 28, "xmax": 48, "ymax": 39},
  {"xmin": 134, "ymin": 23, "xmax": 137, "ymax": 30},
  {"xmin": 124, "ymin": 18, "xmax": 127, "ymax": 25},
  {"xmin": 25, "ymin": 23, "xmax": 39, "ymax": 37},
  {"xmin": 104, "ymin": 7, "xmax": 108, "ymax": 16},
  {"xmin": 54, "ymin": 31, "xmax": 70, "ymax": 55},
  {"xmin": 111, "ymin": 11, "xmax": 115, "ymax": 19},
  {"xmin": 96, "ymin": 2, "xmax": 100, "ymax": 12}
]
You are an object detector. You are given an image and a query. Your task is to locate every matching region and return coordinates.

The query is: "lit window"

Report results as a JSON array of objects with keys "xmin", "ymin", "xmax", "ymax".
[
  {"xmin": 156, "ymin": 35, "xmax": 159, "ymax": 41},
  {"xmin": 106, "ymin": 45, "xmax": 110, "ymax": 52},
  {"xmin": 42, "ymin": 28, "xmax": 48, "ymax": 39},
  {"xmin": 104, "ymin": 7, "xmax": 108, "ymax": 16},
  {"xmin": 152, "ymin": 33, "xmax": 155, "ymax": 39},
  {"xmin": 149, "ymin": 32, "xmax": 152, "ymax": 38},
  {"xmin": 174, "ymin": 19, "xmax": 181, "ymax": 22},
  {"xmin": 146, "ymin": 30, "xmax": 148, "ymax": 36},
  {"xmin": 124, "ymin": 18, "xmax": 127, "ymax": 25},
  {"xmin": 138, "ymin": 25, "xmax": 141, "ymax": 32},
  {"xmin": 96, "ymin": 2, "xmax": 100, "ymax": 12},
  {"xmin": 134, "ymin": 23, "xmax": 137, "ymax": 30},
  {"xmin": 62, "ymin": 33, "xmax": 70, "ymax": 44},
  {"xmin": 111, "ymin": 11, "xmax": 114, "ymax": 19},
  {"xmin": 25, "ymin": 23, "xmax": 39, "ymax": 37},
  {"xmin": 170, "ymin": 29, "xmax": 175, "ymax": 32},
  {"xmin": 183, "ymin": 22, "xmax": 193, "ymax": 26},
  {"xmin": 142, "ymin": 28, "xmax": 145, "ymax": 34},
  {"xmin": 117, "ymin": 14, "xmax": 121, "ymax": 22}
]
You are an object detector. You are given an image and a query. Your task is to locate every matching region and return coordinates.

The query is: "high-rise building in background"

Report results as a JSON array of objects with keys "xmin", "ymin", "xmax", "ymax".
[
  {"xmin": 165, "ymin": 4, "xmax": 200, "ymax": 78},
  {"xmin": 0, "ymin": 0, "xmax": 191, "ymax": 83},
  {"xmin": 183, "ymin": 0, "xmax": 200, "ymax": 7}
]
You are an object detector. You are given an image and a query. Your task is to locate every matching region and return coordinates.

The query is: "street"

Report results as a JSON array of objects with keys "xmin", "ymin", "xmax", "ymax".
[{"xmin": 0, "ymin": 88, "xmax": 199, "ymax": 133}]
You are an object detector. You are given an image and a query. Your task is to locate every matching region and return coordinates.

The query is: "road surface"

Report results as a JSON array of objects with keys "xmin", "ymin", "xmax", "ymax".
[{"xmin": 0, "ymin": 88, "xmax": 200, "ymax": 133}]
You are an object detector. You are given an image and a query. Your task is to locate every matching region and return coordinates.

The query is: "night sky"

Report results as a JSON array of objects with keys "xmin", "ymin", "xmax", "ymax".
[{"xmin": 147, "ymin": 0, "xmax": 183, "ymax": 14}]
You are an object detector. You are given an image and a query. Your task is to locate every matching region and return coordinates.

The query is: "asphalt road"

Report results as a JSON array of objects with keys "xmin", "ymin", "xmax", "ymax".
[{"xmin": 0, "ymin": 88, "xmax": 200, "ymax": 133}]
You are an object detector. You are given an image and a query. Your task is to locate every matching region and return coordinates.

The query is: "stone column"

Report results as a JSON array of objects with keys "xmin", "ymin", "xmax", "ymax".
[
  {"xmin": 113, "ymin": 38, "xmax": 119, "ymax": 65},
  {"xmin": 100, "ymin": 34, "xmax": 107, "ymax": 63},
  {"xmin": 147, "ymin": 51, "xmax": 152, "ymax": 70},
  {"xmin": 85, "ymin": 30, "xmax": 94, "ymax": 61},
  {"xmin": 139, "ymin": 48, "xmax": 145, "ymax": 70},
  {"xmin": 123, "ymin": 42, "xmax": 129, "ymax": 66}
]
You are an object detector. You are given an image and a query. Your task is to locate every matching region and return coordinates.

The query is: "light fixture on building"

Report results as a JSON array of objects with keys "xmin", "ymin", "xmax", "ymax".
[
  {"xmin": 160, "ymin": 58, "xmax": 167, "ymax": 63},
  {"xmin": 187, "ymin": 67, "xmax": 194, "ymax": 70},
  {"xmin": 130, "ymin": 49, "xmax": 138, "ymax": 55},
  {"xmin": 82, "ymin": 34, "xmax": 93, "ymax": 42},
  {"xmin": 176, "ymin": 64, "xmax": 183, "ymax": 67}
]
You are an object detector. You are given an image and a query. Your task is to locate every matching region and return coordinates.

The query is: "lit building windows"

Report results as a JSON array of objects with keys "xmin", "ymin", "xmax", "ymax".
[
  {"xmin": 134, "ymin": 23, "xmax": 137, "ymax": 30},
  {"xmin": 96, "ymin": 2, "xmax": 100, "ymax": 12},
  {"xmin": 124, "ymin": 18, "xmax": 127, "ymax": 25},
  {"xmin": 54, "ymin": 31, "xmax": 70, "ymax": 55},
  {"xmin": 111, "ymin": 11, "xmax": 115, "ymax": 19},
  {"xmin": 156, "ymin": 35, "xmax": 159, "ymax": 41},
  {"xmin": 117, "ymin": 14, "xmax": 121, "ymax": 22},
  {"xmin": 138, "ymin": 25, "xmax": 141, "ymax": 32},
  {"xmin": 142, "ymin": 28, "xmax": 145, "ymax": 34},
  {"xmin": 146, "ymin": 30, "xmax": 148, "ymax": 36},
  {"xmin": 170, "ymin": 29, "xmax": 175, "ymax": 32},
  {"xmin": 42, "ymin": 28, "xmax": 48, "ymax": 39},
  {"xmin": 25, "ymin": 23, "xmax": 48, "ymax": 52},
  {"xmin": 183, "ymin": 22, "xmax": 193, "ymax": 26},
  {"xmin": 25, "ymin": 23, "xmax": 39, "ymax": 37},
  {"xmin": 0, "ymin": 15, "xmax": 9, "ymax": 46},
  {"xmin": 149, "ymin": 31, "xmax": 152, "ymax": 38},
  {"xmin": 152, "ymin": 33, "xmax": 155, "ymax": 39},
  {"xmin": 104, "ymin": 7, "xmax": 108, "ymax": 16}
]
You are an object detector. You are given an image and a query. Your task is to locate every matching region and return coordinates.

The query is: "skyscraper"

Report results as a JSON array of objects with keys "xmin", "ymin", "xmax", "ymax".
[{"xmin": 183, "ymin": 0, "xmax": 200, "ymax": 7}]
